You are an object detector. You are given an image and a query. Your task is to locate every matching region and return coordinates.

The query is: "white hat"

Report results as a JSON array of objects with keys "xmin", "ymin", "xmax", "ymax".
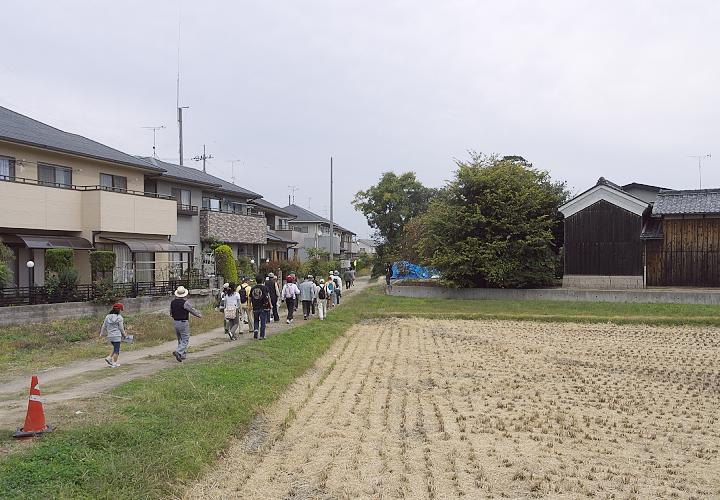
[
  {"xmin": 174, "ymin": 286, "xmax": 189, "ymax": 298},
  {"xmin": 223, "ymin": 283, "xmax": 229, "ymax": 288}
]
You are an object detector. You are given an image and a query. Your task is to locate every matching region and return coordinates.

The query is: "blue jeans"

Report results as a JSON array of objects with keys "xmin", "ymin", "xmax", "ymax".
[{"xmin": 253, "ymin": 309, "xmax": 268, "ymax": 338}]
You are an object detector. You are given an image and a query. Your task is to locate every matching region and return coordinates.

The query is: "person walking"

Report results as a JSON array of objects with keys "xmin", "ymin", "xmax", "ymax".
[
  {"xmin": 100, "ymin": 302, "xmax": 126, "ymax": 368},
  {"xmin": 309, "ymin": 275, "xmax": 317, "ymax": 315},
  {"xmin": 343, "ymin": 269, "xmax": 352, "ymax": 290},
  {"xmin": 385, "ymin": 263, "xmax": 393, "ymax": 290},
  {"xmin": 281, "ymin": 276, "xmax": 300, "ymax": 323},
  {"xmin": 237, "ymin": 278, "xmax": 252, "ymax": 333},
  {"xmin": 221, "ymin": 282, "xmax": 241, "ymax": 340},
  {"xmin": 170, "ymin": 286, "xmax": 203, "ymax": 362},
  {"xmin": 333, "ymin": 271, "xmax": 343, "ymax": 305},
  {"xmin": 249, "ymin": 274, "xmax": 271, "ymax": 339},
  {"xmin": 325, "ymin": 276, "xmax": 335, "ymax": 310},
  {"xmin": 316, "ymin": 279, "xmax": 327, "ymax": 320},
  {"xmin": 267, "ymin": 272, "xmax": 281, "ymax": 322},
  {"xmin": 299, "ymin": 275, "xmax": 316, "ymax": 320}
]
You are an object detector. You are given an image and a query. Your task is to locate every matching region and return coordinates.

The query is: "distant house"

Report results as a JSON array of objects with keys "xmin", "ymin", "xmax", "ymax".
[
  {"xmin": 279, "ymin": 204, "xmax": 358, "ymax": 261},
  {"xmin": 357, "ymin": 239, "xmax": 378, "ymax": 255},
  {"xmin": 561, "ymin": 178, "xmax": 720, "ymax": 288}
]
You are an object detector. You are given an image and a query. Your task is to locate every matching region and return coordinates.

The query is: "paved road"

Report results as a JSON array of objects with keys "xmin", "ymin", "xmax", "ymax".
[{"xmin": 0, "ymin": 278, "xmax": 372, "ymax": 426}]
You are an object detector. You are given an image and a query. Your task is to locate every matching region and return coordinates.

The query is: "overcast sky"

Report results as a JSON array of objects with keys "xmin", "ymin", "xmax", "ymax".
[{"xmin": 2, "ymin": 1, "xmax": 720, "ymax": 237}]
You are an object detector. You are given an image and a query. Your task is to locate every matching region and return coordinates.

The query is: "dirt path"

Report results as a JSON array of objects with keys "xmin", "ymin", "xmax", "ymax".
[
  {"xmin": 0, "ymin": 279, "xmax": 371, "ymax": 427},
  {"xmin": 187, "ymin": 318, "xmax": 720, "ymax": 499}
]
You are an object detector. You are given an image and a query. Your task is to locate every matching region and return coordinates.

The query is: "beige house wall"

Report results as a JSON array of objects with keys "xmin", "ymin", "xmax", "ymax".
[
  {"xmin": 0, "ymin": 141, "xmax": 147, "ymax": 191},
  {"xmin": 0, "ymin": 181, "xmax": 83, "ymax": 231}
]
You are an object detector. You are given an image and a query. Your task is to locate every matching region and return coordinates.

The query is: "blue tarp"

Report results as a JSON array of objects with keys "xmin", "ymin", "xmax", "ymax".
[{"xmin": 391, "ymin": 261, "xmax": 439, "ymax": 280}]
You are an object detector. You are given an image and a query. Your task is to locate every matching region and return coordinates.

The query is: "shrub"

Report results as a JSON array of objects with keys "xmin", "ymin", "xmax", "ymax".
[
  {"xmin": 90, "ymin": 251, "xmax": 116, "ymax": 280},
  {"xmin": 214, "ymin": 245, "xmax": 238, "ymax": 283},
  {"xmin": 92, "ymin": 277, "xmax": 119, "ymax": 305},
  {"xmin": 0, "ymin": 243, "xmax": 14, "ymax": 287},
  {"xmin": 45, "ymin": 268, "xmax": 79, "ymax": 301},
  {"xmin": 236, "ymin": 256, "xmax": 255, "ymax": 277},
  {"xmin": 45, "ymin": 248, "xmax": 74, "ymax": 275}
]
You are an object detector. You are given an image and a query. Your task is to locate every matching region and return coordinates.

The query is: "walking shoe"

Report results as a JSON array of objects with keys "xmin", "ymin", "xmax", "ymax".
[
  {"xmin": 105, "ymin": 356, "xmax": 113, "ymax": 366},
  {"xmin": 259, "ymin": 335, "xmax": 266, "ymax": 340},
  {"xmin": 111, "ymin": 362, "xmax": 120, "ymax": 368},
  {"xmin": 172, "ymin": 351, "xmax": 183, "ymax": 362},
  {"xmin": 253, "ymin": 330, "xmax": 258, "ymax": 339},
  {"xmin": 286, "ymin": 319, "xmax": 291, "ymax": 324}
]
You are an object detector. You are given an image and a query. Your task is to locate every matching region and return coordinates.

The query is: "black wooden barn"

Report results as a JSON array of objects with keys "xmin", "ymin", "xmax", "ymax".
[{"xmin": 561, "ymin": 178, "xmax": 720, "ymax": 288}]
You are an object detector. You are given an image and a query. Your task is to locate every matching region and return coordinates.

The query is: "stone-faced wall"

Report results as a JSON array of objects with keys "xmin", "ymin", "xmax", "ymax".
[{"xmin": 200, "ymin": 210, "xmax": 267, "ymax": 244}]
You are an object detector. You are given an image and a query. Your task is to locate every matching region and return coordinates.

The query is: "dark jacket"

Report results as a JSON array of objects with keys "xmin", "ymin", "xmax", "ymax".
[{"xmin": 249, "ymin": 284, "xmax": 270, "ymax": 311}]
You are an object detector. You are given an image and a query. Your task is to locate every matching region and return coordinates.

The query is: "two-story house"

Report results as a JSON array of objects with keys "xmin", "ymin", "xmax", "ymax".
[
  {"xmin": 251, "ymin": 198, "xmax": 298, "ymax": 261},
  {"xmin": 0, "ymin": 106, "xmax": 180, "ymax": 286},
  {"xmin": 279, "ymin": 204, "xmax": 358, "ymax": 261}
]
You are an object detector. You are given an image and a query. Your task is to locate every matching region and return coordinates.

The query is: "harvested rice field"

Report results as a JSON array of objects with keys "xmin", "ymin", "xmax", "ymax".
[{"xmin": 189, "ymin": 318, "xmax": 720, "ymax": 499}]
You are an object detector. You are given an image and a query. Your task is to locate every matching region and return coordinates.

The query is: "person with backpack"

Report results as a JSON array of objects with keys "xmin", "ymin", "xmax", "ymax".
[
  {"xmin": 299, "ymin": 275, "xmax": 316, "ymax": 320},
  {"xmin": 333, "ymin": 271, "xmax": 343, "ymax": 305},
  {"xmin": 281, "ymin": 275, "xmax": 300, "ymax": 323},
  {"xmin": 317, "ymin": 279, "xmax": 327, "ymax": 320},
  {"xmin": 249, "ymin": 274, "xmax": 271, "ymax": 339},
  {"xmin": 100, "ymin": 303, "xmax": 126, "ymax": 368},
  {"xmin": 220, "ymin": 282, "xmax": 241, "ymax": 340},
  {"xmin": 267, "ymin": 272, "xmax": 281, "ymax": 322},
  {"xmin": 170, "ymin": 286, "xmax": 203, "ymax": 362},
  {"xmin": 237, "ymin": 278, "xmax": 252, "ymax": 333},
  {"xmin": 325, "ymin": 275, "xmax": 336, "ymax": 309}
]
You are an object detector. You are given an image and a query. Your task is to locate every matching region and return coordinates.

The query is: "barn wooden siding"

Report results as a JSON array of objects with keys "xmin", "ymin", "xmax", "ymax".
[
  {"xmin": 564, "ymin": 200, "xmax": 643, "ymax": 276},
  {"xmin": 646, "ymin": 218, "xmax": 720, "ymax": 286}
]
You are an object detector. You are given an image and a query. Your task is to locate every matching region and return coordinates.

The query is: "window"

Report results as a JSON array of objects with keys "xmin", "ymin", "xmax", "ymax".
[
  {"xmin": 320, "ymin": 225, "xmax": 330, "ymax": 235},
  {"xmin": 38, "ymin": 164, "xmax": 72, "ymax": 187},
  {"xmin": 171, "ymin": 188, "xmax": 192, "ymax": 207},
  {"xmin": 202, "ymin": 197, "xmax": 221, "ymax": 211},
  {"xmin": 100, "ymin": 173, "xmax": 127, "ymax": 192},
  {"xmin": 0, "ymin": 156, "xmax": 15, "ymax": 180},
  {"xmin": 278, "ymin": 219, "xmax": 289, "ymax": 230},
  {"xmin": 298, "ymin": 226, "xmax": 309, "ymax": 234},
  {"xmin": 231, "ymin": 202, "xmax": 249, "ymax": 215}
]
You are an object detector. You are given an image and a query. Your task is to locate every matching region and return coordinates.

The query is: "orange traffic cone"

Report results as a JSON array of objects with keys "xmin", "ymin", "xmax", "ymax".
[{"xmin": 13, "ymin": 375, "xmax": 53, "ymax": 438}]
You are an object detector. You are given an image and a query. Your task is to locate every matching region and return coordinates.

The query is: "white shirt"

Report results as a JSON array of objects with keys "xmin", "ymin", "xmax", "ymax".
[{"xmin": 223, "ymin": 292, "xmax": 241, "ymax": 309}]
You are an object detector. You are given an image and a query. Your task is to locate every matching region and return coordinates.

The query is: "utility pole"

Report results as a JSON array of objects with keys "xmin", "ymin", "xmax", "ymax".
[
  {"xmin": 192, "ymin": 145, "xmax": 213, "ymax": 173},
  {"xmin": 141, "ymin": 125, "xmax": 165, "ymax": 158},
  {"xmin": 288, "ymin": 185, "xmax": 299, "ymax": 205},
  {"xmin": 689, "ymin": 154, "xmax": 711, "ymax": 189},
  {"xmin": 177, "ymin": 107, "xmax": 189, "ymax": 165},
  {"xmin": 329, "ymin": 157, "xmax": 334, "ymax": 258}
]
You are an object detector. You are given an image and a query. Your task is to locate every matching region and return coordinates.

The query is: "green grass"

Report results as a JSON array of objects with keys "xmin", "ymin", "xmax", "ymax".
[
  {"xmin": 0, "ymin": 304, "xmax": 223, "ymax": 381},
  {"xmin": 3, "ymin": 285, "xmax": 720, "ymax": 498}
]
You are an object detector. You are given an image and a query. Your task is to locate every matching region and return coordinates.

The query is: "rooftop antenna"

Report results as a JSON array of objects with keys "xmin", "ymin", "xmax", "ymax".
[
  {"xmin": 229, "ymin": 159, "xmax": 241, "ymax": 184},
  {"xmin": 192, "ymin": 145, "xmax": 213, "ymax": 173},
  {"xmin": 141, "ymin": 125, "xmax": 165, "ymax": 158},
  {"xmin": 288, "ymin": 185, "xmax": 299, "ymax": 205},
  {"xmin": 308, "ymin": 196, "xmax": 312, "ymax": 209},
  {"xmin": 689, "ymin": 154, "xmax": 712, "ymax": 189}
]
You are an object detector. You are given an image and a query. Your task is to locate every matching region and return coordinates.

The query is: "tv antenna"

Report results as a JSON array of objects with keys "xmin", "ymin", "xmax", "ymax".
[
  {"xmin": 288, "ymin": 185, "xmax": 299, "ymax": 205},
  {"xmin": 141, "ymin": 125, "xmax": 165, "ymax": 158},
  {"xmin": 192, "ymin": 145, "xmax": 213, "ymax": 173},
  {"xmin": 689, "ymin": 154, "xmax": 712, "ymax": 188},
  {"xmin": 229, "ymin": 159, "xmax": 241, "ymax": 185}
]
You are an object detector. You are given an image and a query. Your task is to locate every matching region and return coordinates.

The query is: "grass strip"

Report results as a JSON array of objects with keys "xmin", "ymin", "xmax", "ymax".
[{"xmin": 0, "ymin": 294, "xmax": 362, "ymax": 499}]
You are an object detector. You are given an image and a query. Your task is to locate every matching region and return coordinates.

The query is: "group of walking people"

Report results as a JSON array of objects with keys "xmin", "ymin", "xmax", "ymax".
[{"xmin": 99, "ymin": 269, "xmax": 356, "ymax": 368}]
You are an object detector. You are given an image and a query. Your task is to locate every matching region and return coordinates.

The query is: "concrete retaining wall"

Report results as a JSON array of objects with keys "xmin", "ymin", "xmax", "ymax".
[
  {"xmin": 0, "ymin": 290, "xmax": 214, "ymax": 327},
  {"xmin": 562, "ymin": 275, "xmax": 644, "ymax": 289},
  {"xmin": 388, "ymin": 284, "xmax": 720, "ymax": 305}
]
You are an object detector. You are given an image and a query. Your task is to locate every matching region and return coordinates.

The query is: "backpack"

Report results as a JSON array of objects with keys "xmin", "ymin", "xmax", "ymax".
[
  {"xmin": 326, "ymin": 282, "xmax": 334, "ymax": 294},
  {"xmin": 318, "ymin": 286, "xmax": 327, "ymax": 300},
  {"xmin": 239, "ymin": 286, "xmax": 247, "ymax": 303}
]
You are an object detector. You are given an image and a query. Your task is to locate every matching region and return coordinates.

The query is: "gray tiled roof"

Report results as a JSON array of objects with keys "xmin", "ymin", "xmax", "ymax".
[
  {"xmin": 358, "ymin": 238, "xmax": 378, "ymax": 247},
  {"xmin": 0, "ymin": 106, "xmax": 163, "ymax": 171},
  {"xmin": 251, "ymin": 198, "xmax": 296, "ymax": 218},
  {"xmin": 640, "ymin": 218, "xmax": 663, "ymax": 240},
  {"xmin": 653, "ymin": 189, "xmax": 720, "ymax": 215},
  {"xmin": 283, "ymin": 204, "xmax": 356, "ymax": 235},
  {"xmin": 267, "ymin": 229, "xmax": 297, "ymax": 244},
  {"xmin": 140, "ymin": 157, "xmax": 261, "ymax": 199}
]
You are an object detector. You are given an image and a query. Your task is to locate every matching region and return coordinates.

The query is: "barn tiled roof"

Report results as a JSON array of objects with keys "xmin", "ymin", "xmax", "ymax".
[
  {"xmin": 640, "ymin": 218, "xmax": 663, "ymax": 240},
  {"xmin": 0, "ymin": 106, "xmax": 164, "ymax": 171},
  {"xmin": 652, "ymin": 189, "xmax": 720, "ymax": 215}
]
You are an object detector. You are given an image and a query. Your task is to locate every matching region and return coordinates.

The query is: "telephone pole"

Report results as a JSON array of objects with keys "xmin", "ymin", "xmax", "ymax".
[
  {"xmin": 288, "ymin": 185, "xmax": 299, "ymax": 205},
  {"xmin": 192, "ymin": 145, "xmax": 213, "ymax": 173},
  {"xmin": 689, "ymin": 154, "xmax": 711, "ymax": 189},
  {"xmin": 329, "ymin": 157, "xmax": 334, "ymax": 258}
]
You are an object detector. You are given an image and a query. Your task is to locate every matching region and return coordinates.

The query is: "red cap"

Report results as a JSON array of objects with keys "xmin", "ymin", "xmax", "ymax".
[
  {"xmin": 113, "ymin": 303, "xmax": 124, "ymax": 311},
  {"xmin": 286, "ymin": 276, "xmax": 293, "ymax": 282}
]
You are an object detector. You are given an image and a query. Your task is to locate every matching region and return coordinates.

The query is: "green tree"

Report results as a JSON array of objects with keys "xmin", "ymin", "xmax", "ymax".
[
  {"xmin": 214, "ymin": 245, "xmax": 238, "ymax": 283},
  {"xmin": 0, "ymin": 243, "xmax": 14, "ymax": 287},
  {"xmin": 353, "ymin": 172, "xmax": 435, "ymax": 249},
  {"xmin": 415, "ymin": 153, "xmax": 568, "ymax": 288}
]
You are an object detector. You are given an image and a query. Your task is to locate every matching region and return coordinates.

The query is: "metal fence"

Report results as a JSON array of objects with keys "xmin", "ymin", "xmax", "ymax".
[{"xmin": 0, "ymin": 278, "xmax": 210, "ymax": 307}]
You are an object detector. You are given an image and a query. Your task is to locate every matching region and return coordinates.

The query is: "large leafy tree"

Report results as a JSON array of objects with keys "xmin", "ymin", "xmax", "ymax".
[
  {"xmin": 353, "ymin": 172, "xmax": 435, "ymax": 248},
  {"xmin": 415, "ymin": 153, "xmax": 568, "ymax": 288}
]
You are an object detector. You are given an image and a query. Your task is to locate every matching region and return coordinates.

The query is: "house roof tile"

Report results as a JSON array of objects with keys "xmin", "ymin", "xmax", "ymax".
[{"xmin": 653, "ymin": 189, "xmax": 720, "ymax": 215}]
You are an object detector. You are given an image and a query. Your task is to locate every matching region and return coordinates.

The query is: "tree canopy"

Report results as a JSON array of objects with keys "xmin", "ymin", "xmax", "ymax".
[{"xmin": 414, "ymin": 153, "xmax": 568, "ymax": 287}]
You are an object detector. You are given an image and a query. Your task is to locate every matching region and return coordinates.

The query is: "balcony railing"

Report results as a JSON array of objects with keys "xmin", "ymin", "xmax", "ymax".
[
  {"xmin": 0, "ymin": 175, "xmax": 175, "ymax": 200},
  {"xmin": 200, "ymin": 207, "xmax": 266, "ymax": 218},
  {"xmin": 177, "ymin": 204, "xmax": 199, "ymax": 216}
]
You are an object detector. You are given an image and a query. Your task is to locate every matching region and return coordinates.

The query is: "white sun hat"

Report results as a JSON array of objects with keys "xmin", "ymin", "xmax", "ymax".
[{"xmin": 174, "ymin": 286, "xmax": 189, "ymax": 298}]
